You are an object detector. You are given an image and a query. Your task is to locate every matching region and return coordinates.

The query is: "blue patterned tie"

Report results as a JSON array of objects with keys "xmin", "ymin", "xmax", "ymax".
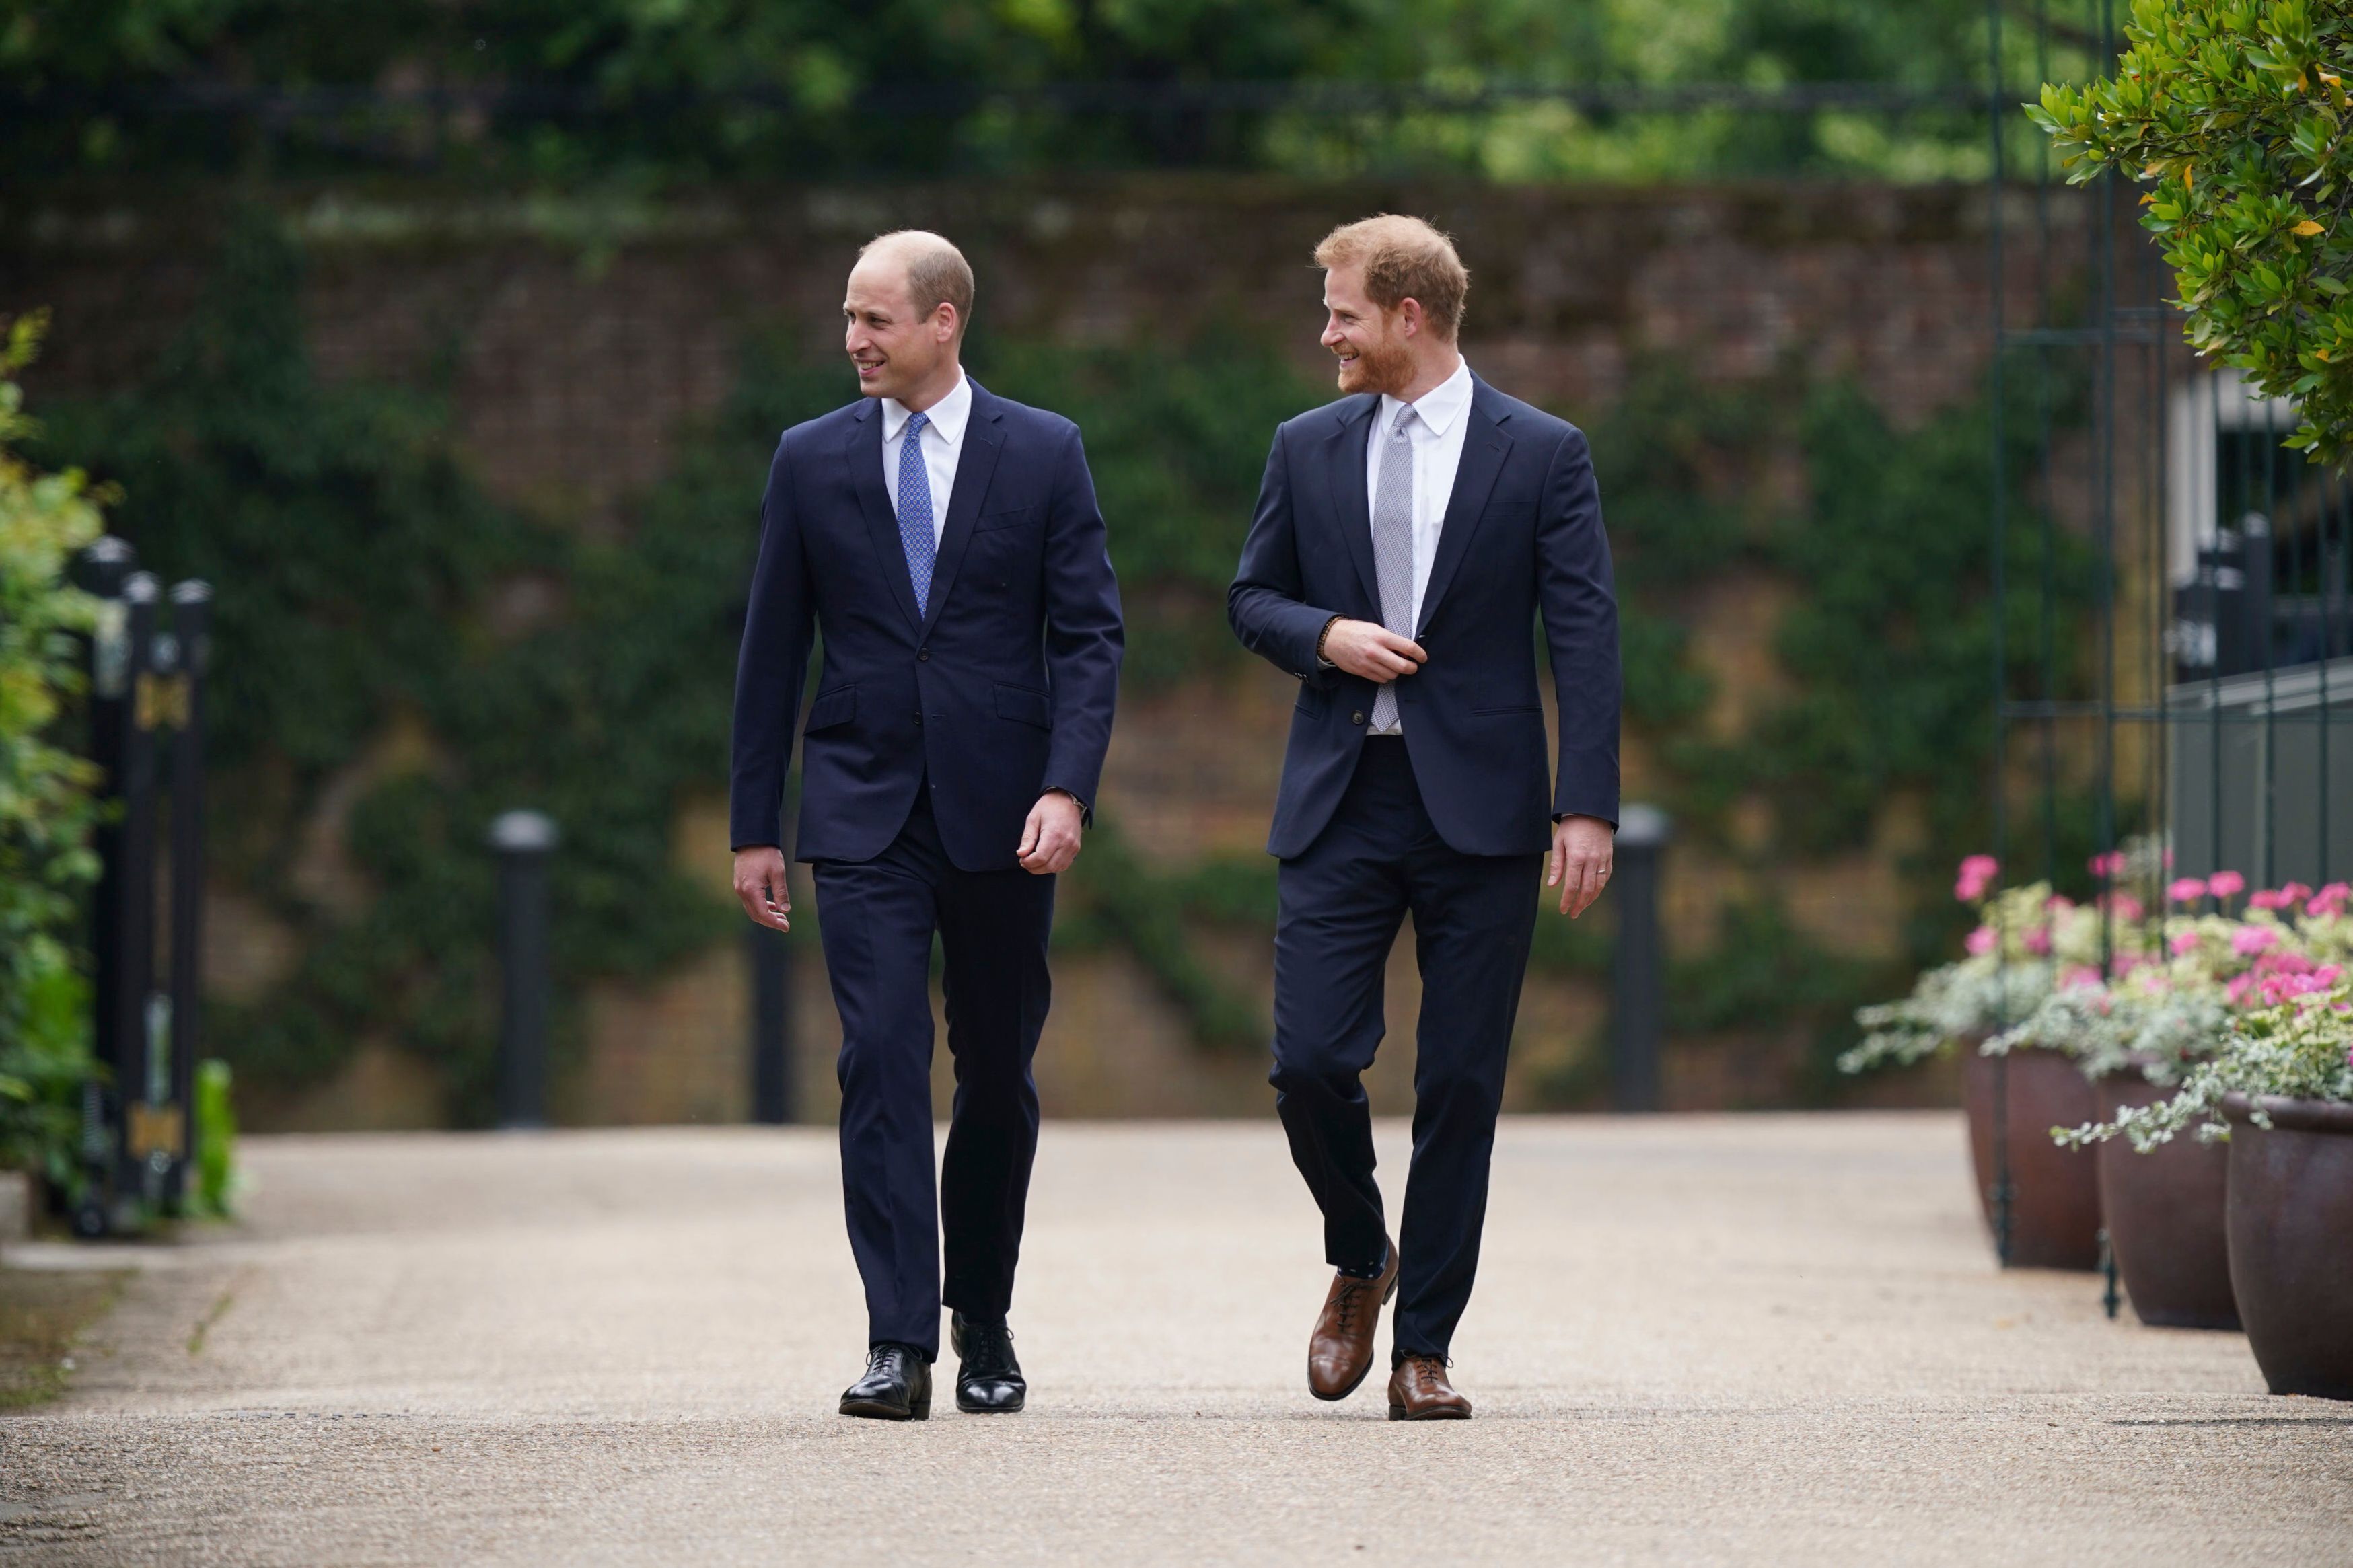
[{"xmin": 896, "ymin": 409, "xmax": 936, "ymax": 610}]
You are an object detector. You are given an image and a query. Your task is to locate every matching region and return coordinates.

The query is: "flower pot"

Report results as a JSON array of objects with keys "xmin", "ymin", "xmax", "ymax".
[
  {"xmin": 1962, "ymin": 1045, "xmax": 2101, "ymax": 1269},
  {"xmin": 2093, "ymin": 1076, "xmax": 2239, "ymax": 1330},
  {"xmin": 2222, "ymin": 1094, "xmax": 2353, "ymax": 1400}
]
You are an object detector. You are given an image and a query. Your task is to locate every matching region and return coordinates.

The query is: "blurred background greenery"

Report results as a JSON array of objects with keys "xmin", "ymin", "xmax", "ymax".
[
  {"xmin": 0, "ymin": 0, "xmax": 2110, "ymax": 1133},
  {"xmin": 1, "ymin": 0, "xmax": 2095, "ymax": 182}
]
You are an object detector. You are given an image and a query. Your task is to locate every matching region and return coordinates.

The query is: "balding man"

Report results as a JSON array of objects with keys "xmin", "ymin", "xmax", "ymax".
[
  {"xmin": 731, "ymin": 231, "xmax": 1124, "ymax": 1420},
  {"xmin": 1229, "ymin": 215, "xmax": 1620, "ymax": 1420}
]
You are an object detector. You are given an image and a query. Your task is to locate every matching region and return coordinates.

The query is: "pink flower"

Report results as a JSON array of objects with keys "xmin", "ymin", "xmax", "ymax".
[
  {"xmin": 2232, "ymin": 926, "xmax": 2280, "ymax": 957},
  {"xmin": 2060, "ymin": 964, "xmax": 2102, "ymax": 990},
  {"xmin": 2247, "ymin": 890, "xmax": 2290, "ymax": 911},
  {"xmin": 2023, "ymin": 926, "xmax": 2052, "ymax": 956},
  {"xmin": 2311, "ymin": 883, "xmax": 2352, "ymax": 916},
  {"xmin": 2281, "ymin": 882, "xmax": 2313, "ymax": 907},
  {"xmin": 2087, "ymin": 850, "xmax": 2128, "ymax": 879},
  {"xmin": 2044, "ymin": 894, "xmax": 2076, "ymax": 914},
  {"xmin": 2208, "ymin": 870, "xmax": 2247, "ymax": 901},
  {"xmin": 1954, "ymin": 854, "xmax": 1999, "ymax": 903},
  {"xmin": 2170, "ymin": 930, "xmax": 2202, "ymax": 957},
  {"xmin": 2319, "ymin": 964, "xmax": 2345, "ymax": 985},
  {"xmin": 2168, "ymin": 877, "xmax": 2208, "ymax": 903},
  {"xmin": 1965, "ymin": 926, "xmax": 1996, "ymax": 956}
]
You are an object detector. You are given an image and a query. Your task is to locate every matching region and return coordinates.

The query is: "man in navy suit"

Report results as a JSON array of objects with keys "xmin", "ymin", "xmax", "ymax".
[
  {"xmin": 1229, "ymin": 215, "xmax": 1620, "ymax": 1421},
  {"xmin": 730, "ymin": 231, "xmax": 1123, "ymax": 1421}
]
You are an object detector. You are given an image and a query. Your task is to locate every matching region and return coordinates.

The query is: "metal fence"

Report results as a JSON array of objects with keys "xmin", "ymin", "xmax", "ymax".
[{"xmin": 1984, "ymin": 0, "xmax": 2352, "ymax": 1273}]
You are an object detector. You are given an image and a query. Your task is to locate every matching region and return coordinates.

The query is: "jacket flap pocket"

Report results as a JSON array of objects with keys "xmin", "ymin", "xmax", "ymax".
[
  {"xmin": 975, "ymin": 505, "xmax": 1038, "ymax": 533},
  {"xmin": 994, "ymin": 683, "xmax": 1052, "ymax": 729},
  {"xmin": 1295, "ymin": 684, "xmax": 1331, "ymax": 718},
  {"xmin": 804, "ymin": 685, "xmax": 857, "ymax": 733}
]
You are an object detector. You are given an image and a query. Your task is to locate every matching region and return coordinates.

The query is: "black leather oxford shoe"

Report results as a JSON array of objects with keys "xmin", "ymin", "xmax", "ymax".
[
  {"xmin": 951, "ymin": 1312, "xmax": 1027, "ymax": 1414},
  {"xmin": 840, "ymin": 1343, "xmax": 931, "ymax": 1421}
]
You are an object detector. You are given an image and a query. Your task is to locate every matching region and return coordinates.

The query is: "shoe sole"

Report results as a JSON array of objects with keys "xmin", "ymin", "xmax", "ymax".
[
  {"xmin": 1307, "ymin": 1265, "xmax": 1400, "ymax": 1403},
  {"xmin": 1387, "ymin": 1405, "xmax": 1471, "ymax": 1421},
  {"xmin": 955, "ymin": 1394, "xmax": 1027, "ymax": 1415},
  {"xmin": 839, "ymin": 1397, "xmax": 930, "ymax": 1421}
]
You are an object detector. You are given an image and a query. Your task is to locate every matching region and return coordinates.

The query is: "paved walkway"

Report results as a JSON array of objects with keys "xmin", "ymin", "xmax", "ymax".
[{"xmin": 0, "ymin": 1115, "xmax": 2347, "ymax": 1564}]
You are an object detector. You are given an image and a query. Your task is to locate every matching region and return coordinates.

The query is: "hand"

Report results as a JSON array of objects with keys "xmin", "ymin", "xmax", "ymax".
[
  {"xmin": 733, "ymin": 846, "xmax": 793, "ymax": 932},
  {"xmin": 1320, "ymin": 618, "xmax": 1426, "ymax": 684},
  {"xmin": 1019, "ymin": 791, "xmax": 1085, "ymax": 874},
  {"xmin": 1548, "ymin": 815, "xmax": 1614, "ymax": 918}
]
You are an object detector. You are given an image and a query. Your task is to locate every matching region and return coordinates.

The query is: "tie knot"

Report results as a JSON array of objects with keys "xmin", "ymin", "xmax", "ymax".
[
  {"xmin": 1389, "ymin": 406, "xmax": 1418, "ymax": 440},
  {"xmin": 904, "ymin": 408, "xmax": 929, "ymax": 439}
]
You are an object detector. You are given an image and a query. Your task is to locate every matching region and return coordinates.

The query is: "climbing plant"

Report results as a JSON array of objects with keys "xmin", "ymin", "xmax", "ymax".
[{"xmin": 36, "ymin": 215, "xmax": 2097, "ymax": 1113}]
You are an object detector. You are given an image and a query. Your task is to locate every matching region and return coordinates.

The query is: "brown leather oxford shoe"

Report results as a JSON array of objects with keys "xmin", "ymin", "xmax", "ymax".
[
  {"xmin": 1386, "ymin": 1354, "xmax": 1472, "ymax": 1421},
  {"xmin": 1307, "ymin": 1239, "xmax": 1397, "ymax": 1401}
]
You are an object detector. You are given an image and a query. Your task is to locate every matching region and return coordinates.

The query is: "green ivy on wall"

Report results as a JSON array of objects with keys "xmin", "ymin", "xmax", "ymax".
[{"xmin": 38, "ymin": 214, "xmax": 2097, "ymax": 1113}]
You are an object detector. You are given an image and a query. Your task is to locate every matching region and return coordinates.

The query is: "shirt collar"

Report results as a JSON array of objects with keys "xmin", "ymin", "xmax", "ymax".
[
  {"xmin": 883, "ymin": 369, "xmax": 971, "ymax": 445},
  {"xmin": 1380, "ymin": 355, "xmax": 1474, "ymax": 437}
]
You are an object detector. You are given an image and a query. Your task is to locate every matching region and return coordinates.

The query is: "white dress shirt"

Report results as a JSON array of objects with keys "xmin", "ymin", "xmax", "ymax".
[
  {"xmin": 1363, "ymin": 355, "xmax": 1474, "ymax": 734},
  {"xmin": 881, "ymin": 369, "xmax": 972, "ymax": 546}
]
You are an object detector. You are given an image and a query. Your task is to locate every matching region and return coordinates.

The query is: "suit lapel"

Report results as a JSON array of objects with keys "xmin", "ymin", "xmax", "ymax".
[
  {"xmin": 1416, "ymin": 380, "xmax": 1512, "ymax": 637},
  {"xmin": 920, "ymin": 381, "xmax": 1006, "ymax": 636},
  {"xmin": 847, "ymin": 402, "xmax": 925, "ymax": 634},
  {"xmin": 1324, "ymin": 397, "xmax": 1383, "ymax": 618}
]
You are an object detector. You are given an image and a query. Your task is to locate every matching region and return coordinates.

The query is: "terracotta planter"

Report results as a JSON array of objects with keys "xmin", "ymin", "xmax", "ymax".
[
  {"xmin": 2094, "ymin": 1076, "xmax": 2239, "ymax": 1329},
  {"xmin": 2222, "ymin": 1094, "xmax": 2353, "ymax": 1400},
  {"xmin": 1961, "ymin": 1045, "xmax": 2101, "ymax": 1269}
]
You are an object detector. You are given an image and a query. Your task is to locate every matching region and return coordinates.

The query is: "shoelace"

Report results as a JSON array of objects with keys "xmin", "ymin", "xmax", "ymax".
[
  {"xmin": 1330, "ymin": 1277, "xmax": 1372, "ymax": 1333},
  {"xmin": 962, "ymin": 1322, "xmax": 1017, "ymax": 1376},
  {"xmin": 1400, "ymin": 1355, "xmax": 1451, "ymax": 1392}
]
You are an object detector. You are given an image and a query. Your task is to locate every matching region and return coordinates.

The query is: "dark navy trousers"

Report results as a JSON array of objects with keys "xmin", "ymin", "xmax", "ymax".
[
  {"xmin": 812, "ymin": 791, "xmax": 1054, "ymax": 1359},
  {"xmin": 1271, "ymin": 738, "xmax": 1540, "ymax": 1360}
]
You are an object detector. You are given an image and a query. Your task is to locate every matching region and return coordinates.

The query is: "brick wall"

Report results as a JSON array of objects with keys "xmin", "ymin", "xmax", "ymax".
[{"xmin": 2, "ymin": 177, "xmax": 2085, "ymax": 1123}]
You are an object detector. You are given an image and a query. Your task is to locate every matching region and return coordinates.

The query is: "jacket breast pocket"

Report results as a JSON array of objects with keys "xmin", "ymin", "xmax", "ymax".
[
  {"xmin": 803, "ymin": 685, "xmax": 857, "ymax": 734},
  {"xmin": 994, "ymin": 683, "xmax": 1052, "ymax": 730},
  {"xmin": 974, "ymin": 505, "xmax": 1038, "ymax": 534}
]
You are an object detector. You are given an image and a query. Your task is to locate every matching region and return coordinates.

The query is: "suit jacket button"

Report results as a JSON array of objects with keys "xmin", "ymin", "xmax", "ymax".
[
  {"xmin": 1351, "ymin": 711, "xmax": 1365, "ymax": 725},
  {"xmin": 918, "ymin": 650, "xmax": 930, "ymax": 661}
]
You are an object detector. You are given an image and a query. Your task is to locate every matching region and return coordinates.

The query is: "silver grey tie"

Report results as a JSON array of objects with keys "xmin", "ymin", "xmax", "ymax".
[{"xmin": 1369, "ymin": 405, "xmax": 1418, "ymax": 733}]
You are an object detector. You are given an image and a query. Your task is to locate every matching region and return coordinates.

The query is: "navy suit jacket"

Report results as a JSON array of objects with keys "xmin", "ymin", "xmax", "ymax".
[
  {"xmin": 729, "ymin": 379, "xmax": 1124, "ymax": 872},
  {"xmin": 1227, "ymin": 374, "xmax": 1620, "ymax": 860}
]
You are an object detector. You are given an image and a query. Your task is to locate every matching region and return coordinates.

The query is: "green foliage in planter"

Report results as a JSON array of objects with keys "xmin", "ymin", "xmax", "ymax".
[
  {"xmin": 2032, "ymin": 0, "xmax": 2353, "ymax": 462},
  {"xmin": 0, "ymin": 313, "xmax": 106, "ymax": 1184}
]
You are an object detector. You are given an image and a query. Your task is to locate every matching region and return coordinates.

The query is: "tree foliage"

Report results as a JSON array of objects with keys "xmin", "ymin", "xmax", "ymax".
[
  {"xmin": 0, "ymin": 313, "xmax": 104, "ymax": 1181},
  {"xmin": 1, "ymin": 0, "xmax": 2000, "ymax": 180},
  {"xmin": 2033, "ymin": 0, "xmax": 2353, "ymax": 462}
]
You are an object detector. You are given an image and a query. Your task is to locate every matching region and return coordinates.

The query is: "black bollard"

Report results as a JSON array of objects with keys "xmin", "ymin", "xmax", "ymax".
[
  {"xmin": 748, "ymin": 923, "xmax": 795, "ymax": 1125},
  {"xmin": 112, "ymin": 573, "xmax": 164, "ymax": 1212},
  {"xmin": 163, "ymin": 581, "xmax": 212, "ymax": 1211},
  {"xmin": 72, "ymin": 539, "xmax": 137, "ymax": 1237},
  {"xmin": 1609, "ymin": 804, "xmax": 1671, "ymax": 1113},
  {"xmin": 488, "ymin": 810, "xmax": 558, "ymax": 1129}
]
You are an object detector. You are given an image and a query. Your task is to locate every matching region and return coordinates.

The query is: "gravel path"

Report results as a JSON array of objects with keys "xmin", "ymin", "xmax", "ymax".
[{"xmin": 1, "ymin": 1114, "xmax": 2347, "ymax": 1564}]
